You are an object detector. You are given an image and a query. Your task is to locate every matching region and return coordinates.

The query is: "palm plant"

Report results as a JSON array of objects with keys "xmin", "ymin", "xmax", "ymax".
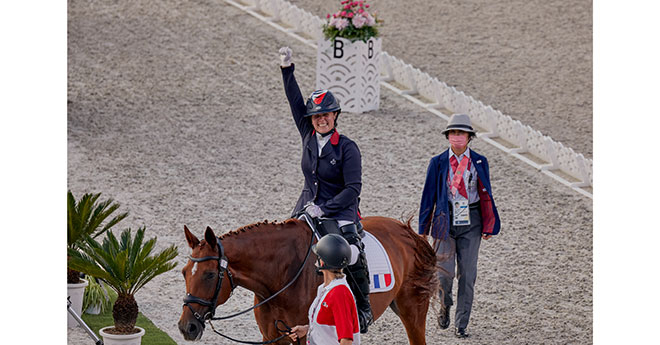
[
  {"xmin": 68, "ymin": 227, "xmax": 178, "ymax": 333},
  {"xmin": 68, "ymin": 190, "xmax": 128, "ymax": 283}
]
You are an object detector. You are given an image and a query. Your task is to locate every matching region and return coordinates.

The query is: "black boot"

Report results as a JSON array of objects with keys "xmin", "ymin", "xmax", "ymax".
[
  {"xmin": 347, "ymin": 262, "xmax": 373, "ymax": 334},
  {"xmin": 340, "ymin": 223, "xmax": 373, "ymax": 333}
]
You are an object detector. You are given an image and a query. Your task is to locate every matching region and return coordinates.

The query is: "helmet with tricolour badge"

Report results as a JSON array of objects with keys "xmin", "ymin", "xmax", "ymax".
[{"xmin": 305, "ymin": 89, "xmax": 341, "ymax": 117}]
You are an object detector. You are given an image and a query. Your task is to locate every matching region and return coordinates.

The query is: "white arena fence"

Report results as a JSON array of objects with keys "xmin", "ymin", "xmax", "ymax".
[{"xmin": 224, "ymin": 0, "xmax": 593, "ymax": 199}]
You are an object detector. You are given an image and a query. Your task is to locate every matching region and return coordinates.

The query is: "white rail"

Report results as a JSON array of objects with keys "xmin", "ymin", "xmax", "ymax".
[{"xmin": 224, "ymin": 0, "xmax": 593, "ymax": 199}]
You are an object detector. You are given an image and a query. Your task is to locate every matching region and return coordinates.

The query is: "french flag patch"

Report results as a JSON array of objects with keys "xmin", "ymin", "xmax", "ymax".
[{"xmin": 372, "ymin": 273, "xmax": 393, "ymax": 289}]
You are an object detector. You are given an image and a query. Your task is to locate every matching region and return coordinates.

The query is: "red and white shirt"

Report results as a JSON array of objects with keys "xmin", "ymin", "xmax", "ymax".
[{"xmin": 307, "ymin": 277, "xmax": 360, "ymax": 345}]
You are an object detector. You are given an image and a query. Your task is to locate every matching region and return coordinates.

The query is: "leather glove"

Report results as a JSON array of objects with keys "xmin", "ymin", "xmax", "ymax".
[
  {"xmin": 304, "ymin": 203, "xmax": 323, "ymax": 218},
  {"xmin": 279, "ymin": 46, "xmax": 292, "ymax": 67}
]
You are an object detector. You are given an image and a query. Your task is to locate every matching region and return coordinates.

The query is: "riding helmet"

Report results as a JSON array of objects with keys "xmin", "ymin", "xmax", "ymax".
[
  {"xmin": 312, "ymin": 234, "xmax": 351, "ymax": 270},
  {"xmin": 305, "ymin": 89, "xmax": 341, "ymax": 117}
]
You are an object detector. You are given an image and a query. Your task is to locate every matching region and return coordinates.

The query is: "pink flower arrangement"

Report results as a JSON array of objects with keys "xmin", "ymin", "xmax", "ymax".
[
  {"xmin": 323, "ymin": 0, "xmax": 381, "ymax": 42},
  {"xmin": 352, "ymin": 13, "xmax": 367, "ymax": 28}
]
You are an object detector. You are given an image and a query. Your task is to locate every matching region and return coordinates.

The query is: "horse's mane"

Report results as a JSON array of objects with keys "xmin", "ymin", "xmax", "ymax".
[{"xmin": 218, "ymin": 218, "xmax": 299, "ymax": 239}]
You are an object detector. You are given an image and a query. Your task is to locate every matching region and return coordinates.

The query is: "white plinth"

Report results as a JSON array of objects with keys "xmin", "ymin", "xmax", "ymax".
[{"xmin": 316, "ymin": 37, "xmax": 381, "ymax": 114}]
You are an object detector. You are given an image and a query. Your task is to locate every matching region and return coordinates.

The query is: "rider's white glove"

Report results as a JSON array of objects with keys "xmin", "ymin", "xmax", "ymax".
[
  {"xmin": 304, "ymin": 203, "xmax": 323, "ymax": 218},
  {"xmin": 279, "ymin": 47, "xmax": 293, "ymax": 67}
]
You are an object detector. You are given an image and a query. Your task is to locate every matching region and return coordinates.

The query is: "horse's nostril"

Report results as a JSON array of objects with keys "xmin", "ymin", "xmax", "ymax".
[{"xmin": 187, "ymin": 322, "xmax": 198, "ymax": 335}]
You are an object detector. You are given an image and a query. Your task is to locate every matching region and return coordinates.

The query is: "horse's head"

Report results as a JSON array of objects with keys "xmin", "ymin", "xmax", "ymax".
[{"xmin": 178, "ymin": 225, "xmax": 235, "ymax": 341}]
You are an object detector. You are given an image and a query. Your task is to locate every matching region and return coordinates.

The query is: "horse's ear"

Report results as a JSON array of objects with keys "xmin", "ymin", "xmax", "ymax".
[
  {"xmin": 184, "ymin": 225, "xmax": 200, "ymax": 249},
  {"xmin": 205, "ymin": 226, "xmax": 217, "ymax": 249}
]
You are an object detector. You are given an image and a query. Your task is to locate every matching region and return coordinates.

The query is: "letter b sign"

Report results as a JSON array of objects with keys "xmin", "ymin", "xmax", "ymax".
[{"xmin": 333, "ymin": 40, "xmax": 343, "ymax": 58}]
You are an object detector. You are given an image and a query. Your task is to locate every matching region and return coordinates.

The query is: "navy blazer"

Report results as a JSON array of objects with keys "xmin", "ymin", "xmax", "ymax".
[
  {"xmin": 282, "ymin": 64, "xmax": 362, "ymax": 222},
  {"xmin": 419, "ymin": 148, "xmax": 500, "ymax": 239}
]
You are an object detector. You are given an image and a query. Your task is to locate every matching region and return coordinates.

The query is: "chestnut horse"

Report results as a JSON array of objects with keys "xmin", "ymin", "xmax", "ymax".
[{"xmin": 178, "ymin": 216, "xmax": 438, "ymax": 345}]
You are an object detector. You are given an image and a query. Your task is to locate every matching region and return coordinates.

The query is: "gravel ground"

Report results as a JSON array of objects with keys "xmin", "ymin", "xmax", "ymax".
[{"xmin": 67, "ymin": 0, "xmax": 592, "ymax": 344}]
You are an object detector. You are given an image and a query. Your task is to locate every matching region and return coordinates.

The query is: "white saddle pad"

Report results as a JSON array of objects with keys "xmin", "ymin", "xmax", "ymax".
[{"xmin": 363, "ymin": 230, "xmax": 395, "ymax": 293}]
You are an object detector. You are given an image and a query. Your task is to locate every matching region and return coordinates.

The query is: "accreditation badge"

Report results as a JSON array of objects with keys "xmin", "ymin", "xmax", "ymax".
[{"xmin": 452, "ymin": 199, "xmax": 470, "ymax": 226}]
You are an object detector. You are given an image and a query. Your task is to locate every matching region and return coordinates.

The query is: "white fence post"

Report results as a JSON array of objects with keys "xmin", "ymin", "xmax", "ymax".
[{"xmin": 379, "ymin": 52, "xmax": 394, "ymax": 82}]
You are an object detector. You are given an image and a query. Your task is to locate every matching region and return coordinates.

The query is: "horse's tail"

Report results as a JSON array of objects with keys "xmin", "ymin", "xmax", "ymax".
[{"xmin": 401, "ymin": 216, "xmax": 440, "ymax": 302}]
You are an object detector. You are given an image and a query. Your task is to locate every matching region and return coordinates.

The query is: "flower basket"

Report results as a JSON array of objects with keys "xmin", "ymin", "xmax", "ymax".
[{"xmin": 316, "ymin": 0, "xmax": 382, "ymax": 114}]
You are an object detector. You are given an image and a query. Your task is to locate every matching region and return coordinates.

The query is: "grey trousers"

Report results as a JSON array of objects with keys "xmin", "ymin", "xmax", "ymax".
[{"xmin": 436, "ymin": 206, "xmax": 482, "ymax": 329}]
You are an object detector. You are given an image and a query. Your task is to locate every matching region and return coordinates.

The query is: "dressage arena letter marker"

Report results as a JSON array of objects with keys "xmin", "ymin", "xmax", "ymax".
[
  {"xmin": 334, "ymin": 40, "xmax": 344, "ymax": 59},
  {"xmin": 317, "ymin": 37, "xmax": 382, "ymax": 113}
]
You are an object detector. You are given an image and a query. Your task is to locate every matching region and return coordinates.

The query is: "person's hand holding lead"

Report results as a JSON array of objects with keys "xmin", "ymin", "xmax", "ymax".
[
  {"xmin": 279, "ymin": 47, "xmax": 293, "ymax": 67},
  {"xmin": 288, "ymin": 325, "xmax": 308, "ymax": 341}
]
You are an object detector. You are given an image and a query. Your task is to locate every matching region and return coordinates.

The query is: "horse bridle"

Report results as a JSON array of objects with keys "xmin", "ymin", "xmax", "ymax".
[{"xmin": 183, "ymin": 239, "xmax": 237, "ymax": 326}]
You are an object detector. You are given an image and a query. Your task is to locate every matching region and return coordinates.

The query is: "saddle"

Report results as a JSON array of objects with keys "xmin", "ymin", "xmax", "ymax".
[{"xmin": 312, "ymin": 217, "xmax": 365, "ymax": 238}]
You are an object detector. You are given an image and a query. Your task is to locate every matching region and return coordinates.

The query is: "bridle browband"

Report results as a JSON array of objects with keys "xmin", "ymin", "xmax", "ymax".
[{"xmin": 183, "ymin": 239, "xmax": 236, "ymax": 325}]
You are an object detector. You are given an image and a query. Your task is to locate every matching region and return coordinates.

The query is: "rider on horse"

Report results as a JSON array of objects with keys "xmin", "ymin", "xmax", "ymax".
[{"xmin": 279, "ymin": 46, "xmax": 373, "ymax": 334}]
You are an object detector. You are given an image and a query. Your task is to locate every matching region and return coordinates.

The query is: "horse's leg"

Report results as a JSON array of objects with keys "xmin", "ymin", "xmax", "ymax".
[
  {"xmin": 254, "ymin": 296, "xmax": 315, "ymax": 345},
  {"xmin": 393, "ymin": 285, "xmax": 430, "ymax": 345},
  {"xmin": 252, "ymin": 297, "xmax": 273, "ymax": 341},
  {"xmin": 253, "ymin": 305, "xmax": 296, "ymax": 345}
]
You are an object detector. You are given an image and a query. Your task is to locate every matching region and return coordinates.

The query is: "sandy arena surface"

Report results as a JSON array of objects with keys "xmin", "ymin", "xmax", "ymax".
[{"xmin": 68, "ymin": 0, "xmax": 592, "ymax": 344}]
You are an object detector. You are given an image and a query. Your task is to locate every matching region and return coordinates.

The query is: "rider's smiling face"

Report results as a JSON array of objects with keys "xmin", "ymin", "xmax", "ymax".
[{"xmin": 311, "ymin": 112, "xmax": 337, "ymax": 134}]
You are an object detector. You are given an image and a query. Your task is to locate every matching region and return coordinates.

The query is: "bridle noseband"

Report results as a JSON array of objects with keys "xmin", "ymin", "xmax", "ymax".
[{"xmin": 183, "ymin": 239, "xmax": 236, "ymax": 325}]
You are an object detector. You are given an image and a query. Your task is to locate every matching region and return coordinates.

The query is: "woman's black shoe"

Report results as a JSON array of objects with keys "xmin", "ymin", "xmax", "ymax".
[{"xmin": 455, "ymin": 327, "xmax": 469, "ymax": 338}]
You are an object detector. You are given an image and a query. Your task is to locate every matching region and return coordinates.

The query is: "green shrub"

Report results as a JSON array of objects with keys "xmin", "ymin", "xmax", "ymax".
[{"xmin": 82, "ymin": 275, "xmax": 116, "ymax": 314}]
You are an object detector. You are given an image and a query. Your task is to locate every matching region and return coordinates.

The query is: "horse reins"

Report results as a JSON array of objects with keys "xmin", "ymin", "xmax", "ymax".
[{"xmin": 183, "ymin": 215, "xmax": 316, "ymax": 344}]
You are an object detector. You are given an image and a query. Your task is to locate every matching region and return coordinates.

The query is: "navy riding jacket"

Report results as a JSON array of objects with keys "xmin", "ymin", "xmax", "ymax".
[
  {"xmin": 418, "ymin": 148, "xmax": 500, "ymax": 239},
  {"xmin": 281, "ymin": 64, "xmax": 362, "ymax": 222}
]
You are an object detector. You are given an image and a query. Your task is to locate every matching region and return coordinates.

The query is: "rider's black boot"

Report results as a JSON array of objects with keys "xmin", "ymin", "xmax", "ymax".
[{"xmin": 340, "ymin": 223, "xmax": 374, "ymax": 334}]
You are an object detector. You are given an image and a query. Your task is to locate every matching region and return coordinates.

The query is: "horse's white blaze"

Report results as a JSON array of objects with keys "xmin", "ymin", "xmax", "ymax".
[{"xmin": 192, "ymin": 262, "xmax": 198, "ymax": 276}]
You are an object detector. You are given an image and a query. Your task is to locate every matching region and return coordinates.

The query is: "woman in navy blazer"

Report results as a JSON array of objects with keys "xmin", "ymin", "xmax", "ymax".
[
  {"xmin": 279, "ymin": 47, "xmax": 372, "ymax": 333},
  {"xmin": 418, "ymin": 113, "xmax": 500, "ymax": 338}
]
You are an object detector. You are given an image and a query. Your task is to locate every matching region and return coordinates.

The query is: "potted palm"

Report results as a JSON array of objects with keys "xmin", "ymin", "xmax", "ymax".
[
  {"xmin": 68, "ymin": 190, "xmax": 127, "ymax": 327},
  {"xmin": 68, "ymin": 226, "xmax": 178, "ymax": 345}
]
